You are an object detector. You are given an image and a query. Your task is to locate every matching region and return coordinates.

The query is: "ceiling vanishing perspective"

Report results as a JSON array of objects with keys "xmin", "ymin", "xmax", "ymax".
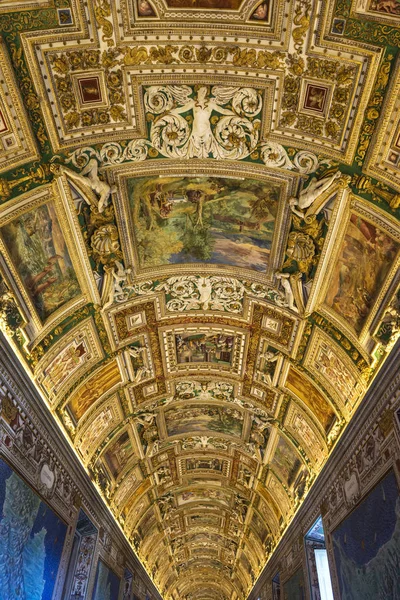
[{"xmin": 0, "ymin": 1, "xmax": 400, "ymax": 599}]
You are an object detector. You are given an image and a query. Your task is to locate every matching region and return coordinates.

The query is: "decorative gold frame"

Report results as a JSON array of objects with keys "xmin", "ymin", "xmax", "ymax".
[
  {"xmin": 0, "ymin": 183, "xmax": 97, "ymax": 344},
  {"xmin": 315, "ymin": 193, "xmax": 400, "ymax": 347},
  {"xmin": 113, "ymin": 159, "xmax": 293, "ymax": 283}
]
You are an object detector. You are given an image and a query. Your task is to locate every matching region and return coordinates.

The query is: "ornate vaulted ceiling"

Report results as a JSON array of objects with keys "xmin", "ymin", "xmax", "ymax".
[{"xmin": 0, "ymin": 1, "xmax": 399, "ymax": 599}]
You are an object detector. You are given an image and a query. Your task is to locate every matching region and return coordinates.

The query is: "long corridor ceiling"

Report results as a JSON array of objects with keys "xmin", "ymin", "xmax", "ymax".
[{"xmin": 0, "ymin": 1, "xmax": 399, "ymax": 598}]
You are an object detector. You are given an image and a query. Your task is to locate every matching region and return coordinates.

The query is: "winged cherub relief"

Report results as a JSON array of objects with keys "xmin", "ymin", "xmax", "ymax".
[{"xmin": 145, "ymin": 85, "xmax": 262, "ymax": 160}]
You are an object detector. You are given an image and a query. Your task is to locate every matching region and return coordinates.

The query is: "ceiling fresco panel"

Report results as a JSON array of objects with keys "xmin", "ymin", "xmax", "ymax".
[
  {"xmin": 284, "ymin": 365, "xmax": 337, "ymax": 433},
  {"xmin": 0, "ymin": 185, "xmax": 93, "ymax": 336},
  {"xmin": 114, "ymin": 161, "xmax": 292, "ymax": 281},
  {"xmin": 323, "ymin": 208, "xmax": 400, "ymax": 336},
  {"xmin": 34, "ymin": 317, "xmax": 104, "ymax": 402},
  {"xmin": 75, "ymin": 392, "xmax": 125, "ymax": 462},
  {"xmin": 63, "ymin": 358, "xmax": 123, "ymax": 424},
  {"xmin": 304, "ymin": 328, "xmax": 365, "ymax": 415}
]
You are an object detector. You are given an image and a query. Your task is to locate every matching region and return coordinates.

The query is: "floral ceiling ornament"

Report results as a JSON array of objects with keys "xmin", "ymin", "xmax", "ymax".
[
  {"xmin": 56, "ymin": 83, "xmax": 324, "ymax": 174},
  {"xmin": 62, "ymin": 136, "xmax": 322, "ymax": 175},
  {"xmin": 145, "ymin": 85, "xmax": 262, "ymax": 160},
  {"xmin": 259, "ymin": 141, "xmax": 320, "ymax": 174},
  {"xmin": 102, "ymin": 274, "xmax": 285, "ymax": 314},
  {"xmin": 0, "ymin": 278, "xmax": 24, "ymax": 338},
  {"xmin": 155, "ymin": 276, "xmax": 246, "ymax": 312}
]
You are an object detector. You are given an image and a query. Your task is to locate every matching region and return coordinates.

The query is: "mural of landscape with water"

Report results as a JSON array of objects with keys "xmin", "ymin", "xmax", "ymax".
[{"xmin": 0, "ymin": 458, "xmax": 67, "ymax": 600}]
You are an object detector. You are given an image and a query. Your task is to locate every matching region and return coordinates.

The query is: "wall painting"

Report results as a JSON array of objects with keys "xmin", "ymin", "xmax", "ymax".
[
  {"xmin": 91, "ymin": 559, "xmax": 121, "ymax": 600},
  {"xmin": 332, "ymin": 469, "xmax": 400, "ymax": 599},
  {"xmin": 283, "ymin": 568, "xmax": 305, "ymax": 600},
  {"xmin": 0, "ymin": 457, "xmax": 68, "ymax": 600}
]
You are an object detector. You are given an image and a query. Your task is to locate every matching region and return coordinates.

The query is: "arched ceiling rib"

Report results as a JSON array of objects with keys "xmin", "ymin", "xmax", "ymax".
[{"xmin": 0, "ymin": 0, "xmax": 399, "ymax": 598}]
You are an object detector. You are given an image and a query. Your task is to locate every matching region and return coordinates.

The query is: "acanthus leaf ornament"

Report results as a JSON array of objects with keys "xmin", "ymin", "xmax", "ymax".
[
  {"xmin": 155, "ymin": 276, "xmax": 245, "ymax": 313},
  {"xmin": 145, "ymin": 85, "xmax": 261, "ymax": 160},
  {"xmin": 0, "ymin": 278, "xmax": 24, "ymax": 337},
  {"xmin": 101, "ymin": 274, "xmax": 285, "ymax": 315}
]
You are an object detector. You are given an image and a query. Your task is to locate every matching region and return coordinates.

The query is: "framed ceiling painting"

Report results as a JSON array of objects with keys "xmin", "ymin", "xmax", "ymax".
[
  {"xmin": 74, "ymin": 393, "xmax": 125, "ymax": 463},
  {"xmin": 282, "ymin": 400, "xmax": 328, "ymax": 468},
  {"xmin": 125, "ymin": 0, "xmax": 282, "ymax": 33},
  {"xmin": 0, "ymin": 183, "xmax": 97, "ymax": 343},
  {"xmin": 303, "ymin": 328, "xmax": 365, "ymax": 417},
  {"xmin": 100, "ymin": 425, "xmax": 138, "ymax": 482},
  {"xmin": 317, "ymin": 195, "xmax": 400, "ymax": 345},
  {"xmin": 0, "ymin": 42, "xmax": 39, "ymax": 174},
  {"xmin": 159, "ymin": 323, "xmax": 247, "ymax": 377},
  {"xmin": 283, "ymin": 365, "xmax": 338, "ymax": 435},
  {"xmin": 163, "ymin": 403, "xmax": 245, "ymax": 439},
  {"xmin": 61, "ymin": 358, "xmax": 123, "ymax": 425},
  {"xmin": 269, "ymin": 431, "xmax": 309, "ymax": 495},
  {"xmin": 34, "ymin": 317, "xmax": 104, "ymax": 405},
  {"xmin": 113, "ymin": 160, "xmax": 293, "ymax": 283}
]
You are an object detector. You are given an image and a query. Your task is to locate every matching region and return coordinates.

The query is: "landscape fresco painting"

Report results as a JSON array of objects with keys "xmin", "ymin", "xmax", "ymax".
[
  {"xmin": 0, "ymin": 457, "xmax": 68, "ymax": 600},
  {"xmin": 165, "ymin": 404, "xmax": 243, "ymax": 437},
  {"xmin": 92, "ymin": 559, "xmax": 121, "ymax": 600},
  {"xmin": 332, "ymin": 469, "xmax": 400, "ymax": 600},
  {"xmin": 324, "ymin": 214, "xmax": 399, "ymax": 333},
  {"xmin": 0, "ymin": 202, "xmax": 81, "ymax": 321},
  {"xmin": 128, "ymin": 175, "xmax": 280, "ymax": 272}
]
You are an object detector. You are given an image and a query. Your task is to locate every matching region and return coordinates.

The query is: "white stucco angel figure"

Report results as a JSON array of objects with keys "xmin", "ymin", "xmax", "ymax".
[
  {"xmin": 131, "ymin": 365, "xmax": 148, "ymax": 384},
  {"xmin": 102, "ymin": 261, "xmax": 132, "ymax": 309},
  {"xmin": 289, "ymin": 171, "xmax": 342, "ymax": 218},
  {"xmin": 146, "ymin": 85, "xmax": 261, "ymax": 160},
  {"xmin": 172, "ymin": 86, "xmax": 238, "ymax": 158},
  {"xmin": 259, "ymin": 350, "xmax": 280, "ymax": 385},
  {"xmin": 51, "ymin": 159, "xmax": 116, "ymax": 213},
  {"xmin": 275, "ymin": 272, "xmax": 299, "ymax": 313}
]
